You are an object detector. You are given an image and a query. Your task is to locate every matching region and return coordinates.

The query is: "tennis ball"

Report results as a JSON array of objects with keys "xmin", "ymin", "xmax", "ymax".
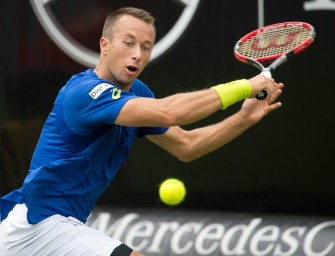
[{"xmin": 159, "ymin": 178, "xmax": 186, "ymax": 206}]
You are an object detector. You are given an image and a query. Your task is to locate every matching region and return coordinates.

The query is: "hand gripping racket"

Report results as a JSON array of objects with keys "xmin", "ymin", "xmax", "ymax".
[{"xmin": 234, "ymin": 21, "xmax": 316, "ymax": 100}]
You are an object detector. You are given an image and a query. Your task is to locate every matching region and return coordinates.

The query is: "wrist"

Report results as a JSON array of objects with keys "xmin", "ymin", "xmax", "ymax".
[
  {"xmin": 234, "ymin": 111, "xmax": 255, "ymax": 127},
  {"xmin": 211, "ymin": 79, "xmax": 251, "ymax": 109}
]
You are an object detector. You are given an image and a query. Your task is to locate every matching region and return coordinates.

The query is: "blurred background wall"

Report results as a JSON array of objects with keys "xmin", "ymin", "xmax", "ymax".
[{"xmin": 1, "ymin": 0, "xmax": 334, "ymax": 216}]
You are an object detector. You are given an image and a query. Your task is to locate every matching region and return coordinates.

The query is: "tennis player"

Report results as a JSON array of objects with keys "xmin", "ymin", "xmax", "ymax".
[{"xmin": 0, "ymin": 7, "xmax": 283, "ymax": 256}]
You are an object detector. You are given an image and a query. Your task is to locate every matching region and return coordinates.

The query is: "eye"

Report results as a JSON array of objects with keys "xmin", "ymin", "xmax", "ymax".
[
  {"xmin": 124, "ymin": 40, "xmax": 134, "ymax": 47},
  {"xmin": 142, "ymin": 45, "xmax": 152, "ymax": 52}
]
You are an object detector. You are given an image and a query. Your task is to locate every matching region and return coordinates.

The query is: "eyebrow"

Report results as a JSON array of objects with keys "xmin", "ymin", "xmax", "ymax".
[{"xmin": 124, "ymin": 33, "xmax": 153, "ymax": 45}]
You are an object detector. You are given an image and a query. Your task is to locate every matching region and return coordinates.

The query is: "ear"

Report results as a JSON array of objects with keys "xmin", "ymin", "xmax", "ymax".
[{"xmin": 100, "ymin": 37, "xmax": 109, "ymax": 55}]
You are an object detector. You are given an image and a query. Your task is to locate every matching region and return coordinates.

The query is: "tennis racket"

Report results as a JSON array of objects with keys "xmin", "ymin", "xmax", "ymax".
[{"xmin": 234, "ymin": 21, "xmax": 316, "ymax": 100}]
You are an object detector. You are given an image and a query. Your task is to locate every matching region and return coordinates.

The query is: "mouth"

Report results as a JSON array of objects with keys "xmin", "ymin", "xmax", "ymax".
[{"xmin": 126, "ymin": 65, "xmax": 139, "ymax": 75}]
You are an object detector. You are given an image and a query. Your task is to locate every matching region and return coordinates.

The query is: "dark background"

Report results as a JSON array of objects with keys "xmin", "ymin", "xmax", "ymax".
[{"xmin": 1, "ymin": 0, "xmax": 334, "ymax": 216}]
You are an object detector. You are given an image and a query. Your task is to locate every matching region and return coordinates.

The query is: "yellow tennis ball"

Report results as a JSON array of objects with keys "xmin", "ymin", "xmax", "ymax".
[{"xmin": 159, "ymin": 178, "xmax": 186, "ymax": 206}]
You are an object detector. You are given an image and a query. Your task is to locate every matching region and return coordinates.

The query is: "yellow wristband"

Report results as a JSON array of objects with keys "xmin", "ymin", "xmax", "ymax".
[{"xmin": 211, "ymin": 79, "xmax": 251, "ymax": 109}]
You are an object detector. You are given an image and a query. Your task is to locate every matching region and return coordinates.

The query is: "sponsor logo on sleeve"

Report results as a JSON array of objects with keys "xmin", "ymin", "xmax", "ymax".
[{"xmin": 89, "ymin": 83, "xmax": 114, "ymax": 99}]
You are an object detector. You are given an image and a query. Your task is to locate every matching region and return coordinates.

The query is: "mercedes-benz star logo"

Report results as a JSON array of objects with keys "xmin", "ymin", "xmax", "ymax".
[{"xmin": 30, "ymin": 0, "xmax": 200, "ymax": 67}]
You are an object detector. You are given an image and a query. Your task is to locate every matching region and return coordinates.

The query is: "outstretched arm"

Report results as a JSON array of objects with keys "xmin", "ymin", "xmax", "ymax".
[
  {"xmin": 146, "ymin": 82, "xmax": 283, "ymax": 162},
  {"xmin": 115, "ymin": 75, "xmax": 276, "ymax": 127}
]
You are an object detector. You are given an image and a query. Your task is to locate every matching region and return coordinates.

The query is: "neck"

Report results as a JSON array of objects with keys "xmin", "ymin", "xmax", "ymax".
[{"xmin": 93, "ymin": 67, "xmax": 131, "ymax": 92}]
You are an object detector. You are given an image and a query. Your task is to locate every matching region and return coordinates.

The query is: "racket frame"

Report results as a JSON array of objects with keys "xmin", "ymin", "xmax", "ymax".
[{"xmin": 234, "ymin": 21, "xmax": 316, "ymax": 91}]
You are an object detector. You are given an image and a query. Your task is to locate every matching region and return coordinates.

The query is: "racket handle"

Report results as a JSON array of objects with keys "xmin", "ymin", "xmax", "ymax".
[
  {"xmin": 256, "ymin": 70, "xmax": 272, "ymax": 100},
  {"xmin": 256, "ymin": 89, "xmax": 268, "ymax": 100},
  {"xmin": 261, "ymin": 70, "xmax": 272, "ymax": 78}
]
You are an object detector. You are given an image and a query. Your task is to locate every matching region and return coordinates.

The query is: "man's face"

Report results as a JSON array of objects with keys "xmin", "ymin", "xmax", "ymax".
[{"xmin": 102, "ymin": 15, "xmax": 155, "ymax": 88}]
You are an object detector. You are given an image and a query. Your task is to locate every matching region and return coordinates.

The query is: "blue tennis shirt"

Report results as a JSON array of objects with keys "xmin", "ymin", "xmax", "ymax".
[{"xmin": 0, "ymin": 69, "xmax": 168, "ymax": 224}]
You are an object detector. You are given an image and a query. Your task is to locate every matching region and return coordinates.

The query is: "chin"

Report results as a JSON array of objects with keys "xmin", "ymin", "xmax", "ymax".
[{"xmin": 115, "ymin": 79, "xmax": 134, "ymax": 89}]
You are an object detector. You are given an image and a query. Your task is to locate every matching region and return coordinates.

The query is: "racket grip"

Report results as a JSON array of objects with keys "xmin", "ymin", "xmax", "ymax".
[
  {"xmin": 256, "ymin": 89, "xmax": 268, "ymax": 100},
  {"xmin": 256, "ymin": 70, "xmax": 271, "ymax": 100}
]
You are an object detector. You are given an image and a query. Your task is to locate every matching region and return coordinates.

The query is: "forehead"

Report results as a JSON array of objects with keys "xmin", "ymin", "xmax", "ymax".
[{"xmin": 114, "ymin": 15, "xmax": 155, "ymax": 42}]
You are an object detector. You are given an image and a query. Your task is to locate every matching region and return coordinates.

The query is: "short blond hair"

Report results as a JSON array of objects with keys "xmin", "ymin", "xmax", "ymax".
[{"xmin": 102, "ymin": 7, "xmax": 156, "ymax": 40}]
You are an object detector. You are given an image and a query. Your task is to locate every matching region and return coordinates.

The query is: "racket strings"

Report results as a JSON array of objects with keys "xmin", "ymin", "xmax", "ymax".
[{"xmin": 238, "ymin": 25, "xmax": 311, "ymax": 59}]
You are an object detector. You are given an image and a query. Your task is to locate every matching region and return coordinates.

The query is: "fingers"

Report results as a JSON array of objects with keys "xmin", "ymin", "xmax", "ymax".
[
  {"xmin": 263, "ymin": 77, "xmax": 284, "ymax": 101},
  {"xmin": 249, "ymin": 75, "xmax": 276, "ymax": 99},
  {"xmin": 263, "ymin": 77, "xmax": 276, "ymax": 97},
  {"xmin": 249, "ymin": 75, "xmax": 284, "ymax": 101},
  {"xmin": 269, "ymin": 82, "xmax": 284, "ymax": 100},
  {"xmin": 264, "ymin": 83, "xmax": 283, "ymax": 115},
  {"xmin": 265, "ymin": 100, "xmax": 282, "ymax": 115}
]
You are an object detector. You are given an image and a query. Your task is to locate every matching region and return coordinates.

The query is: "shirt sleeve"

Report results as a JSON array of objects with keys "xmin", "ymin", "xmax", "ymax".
[
  {"xmin": 63, "ymin": 82, "xmax": 137, "ymax": 133},
  {"xmin": 63, "ymin": 78, "xmax": 169, "ymax": 136}
]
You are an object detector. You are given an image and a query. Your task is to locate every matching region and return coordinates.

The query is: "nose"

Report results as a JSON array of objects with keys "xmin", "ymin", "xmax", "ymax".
[{"xmin": 131, "ymin": 45, "xmax": 142, "ymax": 61}]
